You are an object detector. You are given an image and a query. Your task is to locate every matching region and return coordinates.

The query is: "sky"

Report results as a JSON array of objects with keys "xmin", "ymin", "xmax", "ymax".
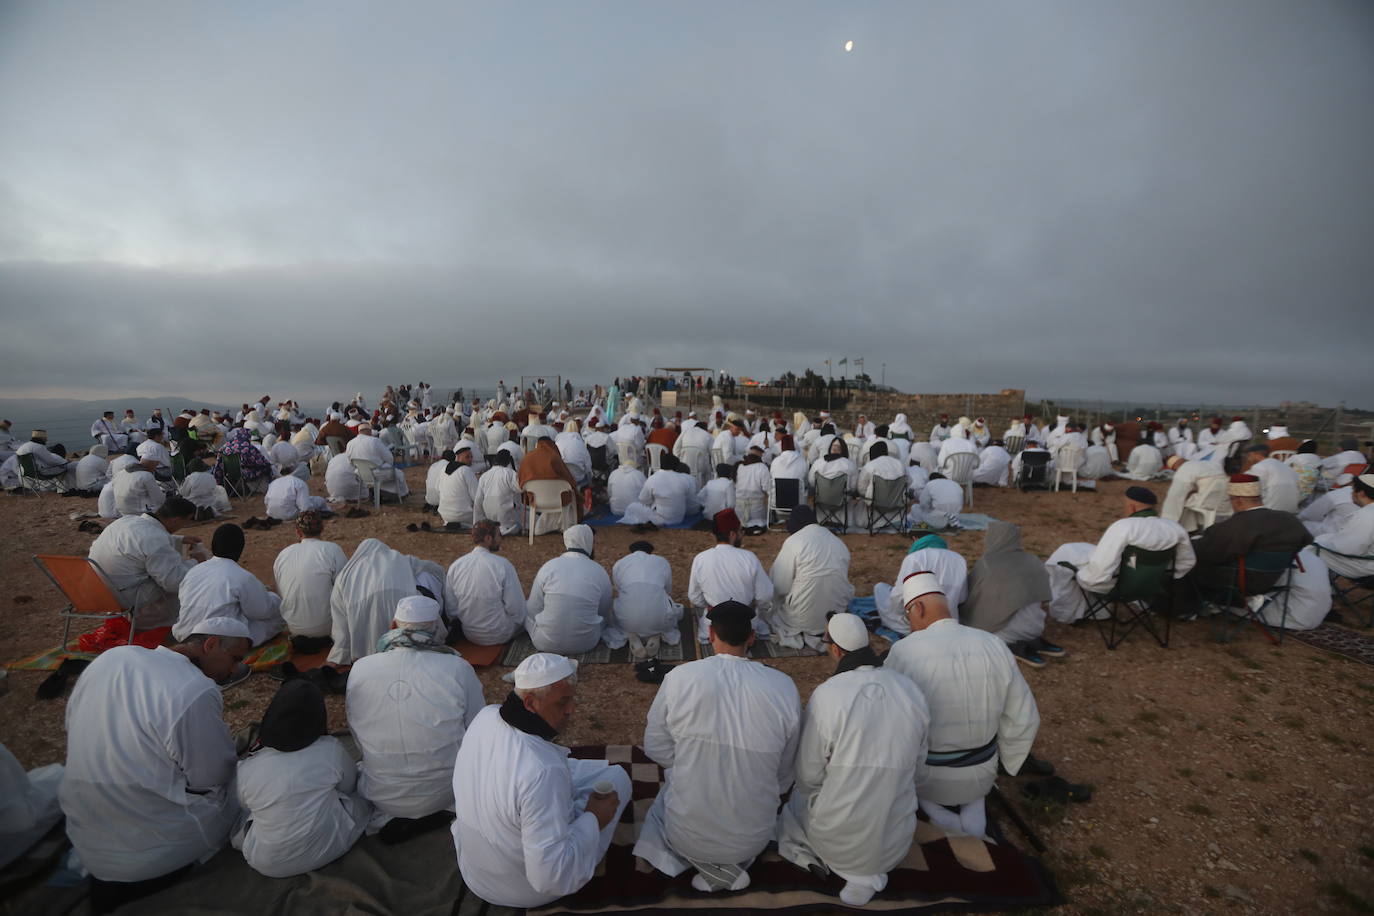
[{"xmin": 2, "ymin": 0, "xmax": 1372, "ymax": 407}]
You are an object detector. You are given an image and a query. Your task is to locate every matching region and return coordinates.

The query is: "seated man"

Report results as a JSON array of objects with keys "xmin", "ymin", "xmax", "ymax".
[
  {"xmin": 473, "ymin": 450, "xmax": 523, "ymax": 534},
  {"xmin": 324, "ymin": 451, "xmax": 367, "ymax": 503},
  {"xmin": 606, "ymin": 541, "xmax": 683, "ymax": 661},
  {"xmin": 273, "ymin": 511, "xmax": 348, "ymax": 654},
  {"xmin": 622, "ymin": 456, "xmax": 697, "ymax": 528},
  {"xmin": 0, "ymin": 740, "xmax": 63, "ymax": 872},
  {"xmin": 526, "ymin": 525, "xmax": 613, "ymax": 654},
  {"xmin": 438, "ymin": 445, "xmax": 480, "ymax": 529},
  {"xmin": 518, "ymin": 437, "xmax": 583, "ymax": 531},
  {"xmin": 89, "ymin": 497, "xmax": 209, "ymax": 628},
  {"xmin": 769, "ymin": 435, "xmax": 810, "ymax": 500},
  {"xmin": 444, "ymin": 521, "xmax": 527, "ymax": 646},
  {"xmin": 697, "ymin": 463, "xmax": 736, "ymax": 520},
  {"xmin": 634, "ymin": 601, "xmax": 801, "ymax": 892},
  {"xmin": 768, "ymin": 507, "xmax": 854, "ymax": 649},
  {"xmin": 607, "ymin": 456, "xmax": 647, "ymax": 516},
  {"xmin": 915, "ymin": 472, "xmax": 964, "ymax": 530},
  {"xmin": 1045, "ymin": 487, "xmax": 1195, "ymax": 624},
  {"xmin": 60, "ymin": 617, "xmax": 249, "ymax": 911},
  {"xmin": 177, "ymin": 459, "xmax": 232, "ymax": 519},
  {"xmin": 1160, "ymin": 454, "xmax": 1229, "ymax": 532},
  {"xmin": 777, "ymin": 613, "xmax": 929, "ymax": 906},
  {"xmin": 74, "ymin": 444, "xmax": 111, "ymax": 493},
  {"xmin": 858, "ymin": 441, "xmax": 906, "ymax": 516},
  {"xmin": 734, "ymin": 450, "xmax": 771, "ymax": 533},
  {"xmin": 424, "ymin": 449, "xmax": 453, "ymax": 513},
  {"xmin": 879, "ymin": 533, "xmax": 969, "ymax": 632},
  {"xmin": 1179, "ymin": 474, "xmax": 1314, "ymax": 615},
  {"xmin": 1124, "ymin": 441, "xmax": 1164, "ymax": 480},
  {"xmin": 451, "ymin": 653, "xmax": 630, "ymax": 907},
  {"xmin": 328, "ymin": 538, "xmax": 447, "ymax": 666},
  {"xmin": 91, "ymin": 412, "xmax": 128, "ymax": 453},
  {"xmin": 1322, "ymin": 439, "xmax": 1369, "ymax": 484},
  {"xmin": 1301, "ymin": 469, "xmax": 1363, "ymax": 537},
  {"xmin": 348, "ymin": 596, "xmax": 486, "ymax": 843},
  {"xmin": 264, "ymin": 471, "xmax": 330, "ymax": 521},
  {"xmin": 687, "ymin": 509, "xmax": 774, "ymax": 643},
  {"xmin": 1241, "ymin": 443, "xmax": 1300, "ymax": 514},
  {"xmin": 136, "ymin": 428, "xmax": 173, "ymax": 481},
  {"xmin": 18, "ymin": 430, "xmax": 77, "ymax": 488},
  {"xmin": 961, "ymin": 522, "xmax": 1064, "ymax": 667},
  {"xmin": 886, "ymin": 574, "xmax": 1039, "ymax": 838},
  {"xmin": 113, "ymin": 458, "xmax": 167, "ymax": 518},
  {"xmin": 972, "ymin": 440, "xmax": 1012, "ymax": 487},
  {"xmin": 344, "ymin": 424, "xmax": 409, "ymax": 500},
  {"xmin": 173, "ymin": 524, "xmax": 285, "ymax": 647},
  {"xmin": 555, "ymin": 421, "xmax": 592, "ymax": 486}
]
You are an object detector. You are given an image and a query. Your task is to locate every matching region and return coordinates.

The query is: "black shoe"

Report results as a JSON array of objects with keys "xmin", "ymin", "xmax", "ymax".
[
  {"xmin": 1020, "ymin": 754, "xmax": 1056, "ymax": 777},
  {"xmin": 1010, "ymin": 642, "xmax": 1046, "ymax": 668},
  {"xmin": 1033, "ymin": 637, "xmax": 1066, "ymax": 658},
  {"xmin": 378, "ymin": 811, "xmax": 454, "ymax": 845}
]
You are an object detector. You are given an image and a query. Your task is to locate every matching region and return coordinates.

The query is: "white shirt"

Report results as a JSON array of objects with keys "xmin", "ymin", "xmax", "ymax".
[
  {"xmin": 75, "ymin": 453, "xmax": 110, "ymax": 490},
  {"xmin": 173, "ymin": 556, "xmax": 283, "ymax": 645},
  {"xmin": 473, "ymin": 465, "xmax": 524, "ymax": 534},
  {"xmin": 526, "ymin": 551, "xmax": 613, "ymax": 654},
  {"xmin": 808, "ymin": 456, "xmax": 857, "ymax": 492},
  {"xmin": 328, "ymin": 539, "xmax": 433, "ymax": 666},
  {"xmin": 235, "ymin": 737, "xmax": 366, "ymax": 877},
  {"xmin": 136, "ymin": 438, "xmax": 171, "ymax": 471},
  {"xmin": 444, "ymin": 547, "xmax": 527, "ymax": 646},
  {"xmin": 1315, "ymin": 501, "xmax": 1374, "ymax": 578},
  {"xmin": 973, "ymin": 445, "xmax": 1012, "ymax": 486},
  {"xmin": 325, "ymin": 452, "xmax": 366, "ymax": 501},
  {"xmin": 451, "ymin": 705, "xmax": 606, "ymax": 907},
  {"xmin": 920, "ymin": 478, "xmax": 965, "ymax": 518},
  {"xmin": 273, "ymin": 538, "xmax": 349, "ymax": 638},
  {"xmin": 264, "ymin": 475, "xmax": 315, "ymax": 520},
  {"xmin": 1126, "ymin": 444, "xmax": 1163, "ymax": 479},
  {"xmin": 1299, "ymin": 487, "xmax": 1357, "ymax": 537},
  {"xmin": 611, "ymin": 550, "xmax": 678, "ymax": 638},
  {"xmin": 886, "ymin": 619, "xmax": 1039, "ymax": 806},
  {"xmin": 348, "ymin": 645, "xmax": 485, "ymax": 819},
  {"xmin": 424, "ymin": 459, "xmax": 448, "ymax": 506},
  {"xmin": 608, "ymin": 466, "xmax": 647, "ymax": 515},
  {"xmin": 687, "ymin": 543, "xmax": 773, "ymax": 609},
  {"xmin": 858, "ymin": 454, "xmax": 905, "ymax": 499},
  {"xmin": 88, "ymin": 513, "xmax": 195, "ymax": 619},
  {"xmin": 114, "ymin": 467, "xmax": 166, "ymax": 517},
  {"xmin": 438, "ymin": 464, "xmax": 480, "ymax": 527},
  {"xmin": 60, "ymin": 645, "xmax": 238, "ymax": 881},
  {"xmin": 637, "ymin": 654, "xmax": 800, "ymax": 866},
  {"xmin": 633, "ymin": 470, "xmax": 693, "ymax": 525},
  {"xmin": 1075, "ymin": 514, "xmax": 1196, "ymax": 596},
  {"xmin": 770, "ymin": 450, "xmax": 810, "ymax": 497},
  {"xmin": 1160, "ymin": 459, "xmax": 1226, "ymax": 524},
  {"xmin": 1249, "ymin": 457, "xmax": 1301, "ymax": 514},
  {"xmin": 696, "ymin": 478, "xmax": 735, "ymax": 520},
  {"xmin": 770, "ymin": 525, "xmax": 854, "ymax": 637},
  {"xmin": 882, "ymin": 547, "xmax": 969, "ymax": 633}
]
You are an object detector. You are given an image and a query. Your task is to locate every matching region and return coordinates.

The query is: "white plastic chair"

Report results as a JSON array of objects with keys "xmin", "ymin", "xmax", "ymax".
[
  {"xmin": 646, "ymin": 443, "xmax": 668, "ymax": 472},
  {"xmin": 349, "ymin": 458, "xmax": 384, "ymax": 510},
  {"xmin": 1053, "ymin": 444, "xmax": 1084, "ymax": 493},
  {"xmin": 680, "ymin": 446, "xmax": 709, "ymax": 488},
  {"xmin": 1004, "ymin": 435, "xmax": 1025, "ymax": 455},
  {"xmin": 847, "ymin": 438, "xmax": 863, "ymax": 466},
  {"xmin": 616, "ymin": 440, "xmax": 640, "ymax": 469},
  {"xmin": 710, "ymin": 446, "xmax": 728, "ymax": 470},
  {"xmin": 940, "ymin": 452, "xmax": 978, "ymax": 508},
  {"xmin": 522, "ymin": 479, "xmax": 575, "ymax": 544},
  {"xmin": 521, "ymin": 433, "xmax": 541, "ymax": 455}
]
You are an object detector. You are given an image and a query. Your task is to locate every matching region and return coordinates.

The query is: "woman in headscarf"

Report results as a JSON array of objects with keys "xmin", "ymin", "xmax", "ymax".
[
  {"xmin": 961, "ymin": 521, "xmax": 1064, "ymax": 667},
  {"xmin": 233, "ymin": 680, "xmax": 369, "ymax": 877},
  {"xmin": 214, "ymin": 427, "xmax": 273, "ymax": 493},
  {"xmin": 875, "ymin": 534, "xmax": 968, "ymax": 635}
]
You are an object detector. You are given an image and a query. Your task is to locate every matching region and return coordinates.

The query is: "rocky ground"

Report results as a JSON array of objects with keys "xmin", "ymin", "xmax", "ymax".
[{"xmin": 1, "ymin": 469, "xmax": 1371, "ymax": 914}]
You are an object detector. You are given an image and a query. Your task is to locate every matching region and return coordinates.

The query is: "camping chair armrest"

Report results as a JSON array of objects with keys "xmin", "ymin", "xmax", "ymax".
[
  {"xmin": 1312, "ymin": 544, "xmax": 1374, "ymax": 562},
  {"xmin": 1057, "ymin": 561, "xmax": 1079, "ymax": 572}
]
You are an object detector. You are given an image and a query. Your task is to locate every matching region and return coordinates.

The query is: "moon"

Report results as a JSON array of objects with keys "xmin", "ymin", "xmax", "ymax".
[{"xmin": 844, "ymin": 40, "xmax": 854, "ymax": 52}]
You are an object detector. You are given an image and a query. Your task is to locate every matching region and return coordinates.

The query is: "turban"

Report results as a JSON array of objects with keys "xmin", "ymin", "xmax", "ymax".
[
  {"xmin": 395, "ymin": 595, "xmax": 440, "ymax": 625},
  {"xmin": 1227, "ymin": 474, "xmax": 1261, "ymax": 498},
  {"xmin": 901, "ymin": 571, "xmax": 944, "ymax": 606}
]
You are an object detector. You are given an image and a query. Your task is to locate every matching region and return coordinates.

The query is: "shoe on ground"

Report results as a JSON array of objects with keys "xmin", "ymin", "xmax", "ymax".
[
  {"xmin": 1033, "ymin": 637, "xmax": 1067, "ymax": 658},
  {"xmin": 1011, "ymin": 642, "xmax": 1046, "ymax": 668}
]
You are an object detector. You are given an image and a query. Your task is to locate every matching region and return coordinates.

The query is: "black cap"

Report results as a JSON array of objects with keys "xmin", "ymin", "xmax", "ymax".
[
  {"xmin": 259, "ymin": 679, "xmax": 327, "ymax": 753},
  {"xmin": 1124, "ymin": 485, "xmax": 1157, "ymax": 505},
  {"xmin": 706, "ymin": 600, "xmax": 755, "ymax": 625}
]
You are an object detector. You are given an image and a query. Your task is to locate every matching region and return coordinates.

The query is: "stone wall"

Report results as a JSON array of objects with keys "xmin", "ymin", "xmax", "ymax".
[{"xmin": 741, "ymin": 389, "xmax": 1028, "ymax": 436}]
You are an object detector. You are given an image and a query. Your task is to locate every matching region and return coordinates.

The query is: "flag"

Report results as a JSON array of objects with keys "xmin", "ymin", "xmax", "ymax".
[
  {"xmin": 839, "ymin": 357, "xmax": 848, "ymax": 366},
  {"xmin": 824, "ymin": 359, "xmax": 831, "ymax": 367}
]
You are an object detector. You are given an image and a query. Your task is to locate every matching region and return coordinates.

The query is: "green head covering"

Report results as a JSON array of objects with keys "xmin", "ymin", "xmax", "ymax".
[{"xmin": 908, "ymin": 534, "xmax": 947, "ymax": 554}]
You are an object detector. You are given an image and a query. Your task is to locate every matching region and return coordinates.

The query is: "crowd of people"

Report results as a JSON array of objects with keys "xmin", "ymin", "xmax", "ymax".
[{"xmin": 1, "ymin": 384, "xmax": 1371, "ymax": 912}]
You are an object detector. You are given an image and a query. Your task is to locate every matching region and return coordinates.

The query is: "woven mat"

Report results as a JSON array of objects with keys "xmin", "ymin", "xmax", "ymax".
[
  {"xmin": 500, "ymin": 616, "xmax": 697, "ymax": 667},
  {"xmin": 694, "ymin": 613, "xmax": 824, "ymax": 660},
  {"xmin": 1288, "ymin": 622, "xmax": 1374, "ymax": 668},
  {"xmin": 584, "ymin": 510, "xmax": 706, "ymax": 530}
]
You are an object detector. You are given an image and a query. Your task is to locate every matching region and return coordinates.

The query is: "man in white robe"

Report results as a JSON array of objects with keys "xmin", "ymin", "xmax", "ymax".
[
  {"xmin": 424, "ymin": 450, "xmax": 451, "ymax": 511},
  {"xmin": 769, "ymin": 434, "xmax": 810, "ymax": 500},
  {"xmin": 473, "ymin": 450, "xmax": 524, "ymax": 534},
  {"xmin": 607, "ymin": 461, "xmax": 647, "ymax": 516},
  {"xmin": 1160, "ymin": 455, "xmax": 1230, "ymax": 532},
  {"xmin": 273, "ymin": 511, "xmax": 348, "ymax": 649},
  {"xmin": 556, "ymin": 421, "xmax": 593, "ymax": 486},
  {"xmin": 622, "ymin": 459, "xmax": 696, "ymax": 527},
  {"xmin": 858, "ymin": 440, "xmax": 906, "ymax": 505},
  {"xmin": 688, "ymin": 509, "xmax": 774, "ymax": 642},
  {"xmin": 438, "ymin": 446, "xmax": 480, "ymax": 528},
  {"xmin": 734, "ymin": 452, "xmax": 771, "ymax": 531},
  {"xmin": 328, "ymin": 539, "xmax": 446, "ymax": 666},
  {"xmin": 90, "ymin": 412, "xmax": 128, "ymax": 453},
  {"xmin": 1168, "ymin": 419, "xmax": 1195, "ymax": 459},
  {"xmin": 1241, "ymin": 443, "xmax": 1300, "ymax": 514},
  {"xmin": 634, "ymin": 601, "xmax": 801, "ymax": 892},
  {"xmin": 1300, "ymin": 473, "xmax": 1359, "ymax": 537},
  {"xmin": 348, "ymin": 596, "xmax": 485, "ymax": 840},
  {"xmin": 324, "ymin": 451, "xmax": 367, "ymax": 502},
  {"xmin": 776, "ymin": 614, "xmax": 929, "ymax": 906},
  {"xmin": 885, "ymin": 574, "xmax": 1039, "ymax": 839},
  {"xmin": 264, "ymin": 472, "xmax": 329, "ymax": 521},
  {"xmin": 697, "ymin": 464, "xmax": 736, "ymax": 520},
  {"xmin": 444, "ymin": 521, "xmax": 528, "ymax": 646},
  {"xmin": 671, "ymin": 420, "xmax": 714, "ymax": 486},
  {"xmin": 972, "ymin": 442, "xmax": 1012, "ymax": 486},
  {"xmin": 605, "ymin": 541, "xmax": 683, "ymax": 660},
  {"xmin": 451, "ymin": 654, "xmax": 630, "ymax": 907},
  {"xmin": 768, "ymin": 507, "xmax": 854, "ymax": 649},
  {"xmin": 89, "ymin": 498, "xmax": 208, "ymax": 627},
  {"xmin": 1125, "ymin": 442, "xmax": 1164, "ymax": 480},
  {"xmin": 344, "ymin": 424, "xmax": 409, "ymax": 499},
  {"xmin": 915, "ymin": 473, "xmax": 965, "ymax": 530},
  {"xmin": 1321, "ymin": 440, "xmax": 1369, "ymax": 483},
  {"xmin": 75, "ymin": 444, "xmax": 111, "ymax": 491},
  {"xmin": 1089, "ymin": 422, "xmax": 1119, "ymax": 463},
  {"xmin": 1045, "ymin": 487, "xmax": 1196, "ymax": 623},
  {"xmin": 936, "ymin": 424, "xmax": 977, "ymax": 471},
  {"xmin": 526, "ymin": 525, "xmax": 612, "ymax": 654},
  {"xmin": 60, "ymin": 618, "xmax": 249, "ymax": 909},
  {"xmin": 17, "ymin": 431, "xmax": 77, "ymax": 487},
  {"xmin": 173, "ymin": 524, "xmax": 284, "ymax": 646},
  {"xmin": 908, "ymin": 440, "xmax": 939, "ymax": 473},
  {"xmin": 929, "ymin": 414, "xmax": 954, "ymax": 445},
  {"xmin": 1199, "ymin": 417, "xmax": 1252, "ymax": 465},
  {"xmin": 1313, "ymin": 474, "xmax": 1374, "ymax": 579},
  {"xmin": 878, "ymin": 533, "xmax": 969, "ymax": 633},
  {"xmin": 113, "ymin": 458, "xmax": 167, "ymax": 517}
]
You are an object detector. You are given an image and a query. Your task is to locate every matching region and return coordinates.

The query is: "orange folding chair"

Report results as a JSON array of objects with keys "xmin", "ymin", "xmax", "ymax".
[{"xmin": 33, "ymin": 555, "xmax": 139, "ymax": 648}]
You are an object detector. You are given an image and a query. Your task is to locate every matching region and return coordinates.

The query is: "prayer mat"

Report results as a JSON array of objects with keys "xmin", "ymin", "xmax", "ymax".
[
  {"xmin": 907, "ymin": 513, "xmax": 997, "ymax": 534},
  {"xmin": 696, "ymin": 638, "xmax": 824, "ymax": 660},
  {"xmin": 1288, "ymin": 622, "xmax": 1374, "ymax": 668},
  {"xmin": 499, "ymin": 615, "xmax": 698, "ymax": 667},
  {"xmin": 245, "ymin": 635, "xmax": 292, "ymax": 671},
  {"xmin": 6, "ymin": 621, "xmax": 171, "ymax": 671},
  {"xmin": 584, "ymin": 511, "xmax": 706, "ymax": 530},
  {"xmin": 5, "ymin": 642, "xmax": 96, "ymax": 672},
  {"xmin": 849, "ymin": 597, "xmax": 907, "ymax": 645},
  {"xmin": 454, "ymin": 639, "xmax": 507, "ymax": 667}
]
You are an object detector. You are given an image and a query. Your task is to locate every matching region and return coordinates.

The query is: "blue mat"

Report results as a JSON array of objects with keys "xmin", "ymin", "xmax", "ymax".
[
  {"xmin": 848, "ymin": 596, "xmax": 905, "ymax": 644},
  {"xmin": 907, "ymin": 512, "xmax": 997, "ymax": 533},
  {"xmin": 584, "ymin": 510, "xmax": 706, "ymax": 529}
]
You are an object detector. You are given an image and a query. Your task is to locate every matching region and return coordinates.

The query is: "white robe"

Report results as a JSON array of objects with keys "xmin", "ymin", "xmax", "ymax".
[
  {"xmin": 1255, "ymin": 546, "xmax": 1331, "ymax": 631},
  {"xmin": 697, "ymin": 478, "xmax": 735, "ymax": 520},
  {"xmin": 273, "ymin": 538, "xmax": 349, "ymax": 638},
  {"xmin": 769, "ymin": 525, "xmax": 854, "ymax": 647},
  {"xmin": 114, "ymin": 467, "xmax": 166, "ymax": 517},
  {"xmin": 769, "ymin": 450, "xmax": 810, "ymax": 499},
  {"xmin": 735, "ymin": 461, "xmax": 771, "ymax": 527},
  {"xmin": 880, "ymin": 547, "xmax": 968, "ymax": 634},
  {"xmin": 607, "ymin": 466, "xmax": 647, "ymax": 516},
  {"xmin": 88, "ymin": 513, "xmax": 196, "ymax": 627},
  {"xmin": 173, "ymin": 556, "xmax": 284, "ymax": 646},
  {"xmin": 885, "ymin": 619, "xmax": 1039, "ymax": 807},
  {"xmin": 347, "ymin": 646, "xmax": 485, "ymax": 819},
  {"xmin": 556, "ymin": 431, "xmax": 592, "ymax": 486},
  {"xmin": 328, "ymin": 540, "xmax": 443, "ymax": 665},
  {"xmin": 622, "ymin": 470, "xmax": 694, "ymax": 527},
  {"xmin": 264, "ymin": 475, "xmax": 327, "ymax": 520},
  {"xmin": 75, "ymin": 453, "xmax": 110, "ymax": 491},
  {"xmin": 972, "ymin": 446, "xmax": 1011, "ymax": 487},
  {"xmin": 473, "ymin": 465, "xmax": 524, "ymax": 534},
  {"xmin": 1125, "ymin": 444, "xmax": 1163, "ymax": 480},
  {"xmin": 233, "ymin": 737, "xmax": 368, "ymax": 877},
  {"xmin": 438, "ymin": 464, "xmax": 480, "ymax": 527},
  {"xmin": 526, "ymin": 551, "xmax": 613, "ymax": 654},
  {"xmin": 777, "ymin": 666, "xmax": 929, "ymax": 877},
  {"xmin": 424, "ymin": 459, "xmax": 447, "ymax": 507},
  {"xmin": 178, "ymin": 471, "xmax": 231, "ymax": 517},
  {"xmin": 688, "ymin": 543, "xmax": 775, "ymax": 642},
  {"xmin": 444, "ymin": 546, "xmax": 527, "ymax": 646},
  {"xmin": 1249, "ymin": 457, "xmax": 1301, "ymax": 514},
  {"xmin": 1160, "ymin": 459, "xmax": 1228, "ymax": 532},
  {"xmin": 59, "ymin": 645, "xmax": 238, "ymax": 881},
  {"xmin": 1046, "ymin": 515, "xmax": 1196, "ymax": 623},
  {"xmin": 0, "ymin": 743, "xmax": 63, "ymax": 871},
  {"xmin": 1300, "ymin": 487, "xmax": 1357, "ymax": 537},
  {"xmin": 607, "ymin": 550, "xmax": 683, "ymax": 645},
  {"xmin": 451, "ymin": 705, "xmax": 632, "ymax": 908},
  {"xmin": 634, "ymin": 654, "xmax": 801, "ymax": 873},
  {"xmin": 1315, "ymin": 501, "xmax": 1374, "ymax": 578},
  {"xmin": 916, "ymin": 478, "xmax": 964, "ymax": 529},
  {"xmin": 344, "ymin": 434, "xmax": 409, "ymax": 497},
  {"xmin": 325, "ymin": 452, "xmax": 367, "ymax": 502}
]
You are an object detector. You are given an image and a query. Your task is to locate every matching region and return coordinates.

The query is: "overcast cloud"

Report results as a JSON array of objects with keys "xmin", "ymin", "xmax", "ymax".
[{"xmin": 1, "ymin": 0, "xmax": 1371, "ymax": 406}]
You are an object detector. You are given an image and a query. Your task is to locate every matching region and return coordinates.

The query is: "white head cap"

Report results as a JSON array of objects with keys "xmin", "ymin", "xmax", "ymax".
[
  {"xmin": 902, "ymin": 571, "xmax": 944, "ymax": 607},
  {"xmin": 564, "ymin": 524, "xmax": 594, "ymax": 554},
  {"xmin": 503, "ymin": 652, "xmax": 579, "ymax": 689},
  {"xmin": 394, "ymin": 594, "xmax": 440, "ymax": 625},
  {"xmin": 190, "ymin": 616, "xmax": 251, "ymax": 640},
  {"xmin": 826, "ymin": 613, "xmax": 869, "ymax": 652}
]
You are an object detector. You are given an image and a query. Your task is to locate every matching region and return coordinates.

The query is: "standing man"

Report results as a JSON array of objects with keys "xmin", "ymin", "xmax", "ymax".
[{"xmin": 634, "ymin": 601, "xmax": 801, "ymax": 892}]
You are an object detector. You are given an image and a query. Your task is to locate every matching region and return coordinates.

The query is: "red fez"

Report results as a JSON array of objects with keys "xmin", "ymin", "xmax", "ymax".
[
  {"xmin": 713, "ymin": 508, "xmax": 741, "ymax": 534},
  {"xmin": 1229, "ymin": 473, "xmax": 1259, "ymax": 483},
  {"xmin": 674, "ymin": 411, "xmax": 682, "ymax": 419},
  {"xmin": 780, "ymin": 434, "xmax": 795, "ymax": 451}
]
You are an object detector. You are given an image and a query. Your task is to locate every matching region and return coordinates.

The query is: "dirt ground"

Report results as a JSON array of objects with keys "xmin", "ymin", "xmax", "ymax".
[{"xmin": 2, "ymin": 469, "xmax": 1372, "ymax": 914}]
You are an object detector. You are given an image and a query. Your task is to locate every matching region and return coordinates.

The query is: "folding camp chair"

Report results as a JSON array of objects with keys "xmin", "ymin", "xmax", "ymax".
[
  {"xmin": 814, "ymin": 473, "xmax": 848, "ymax": 531},
  {"xmin": 522, "ymin": 479, "xmax": 575, "ymax": 544},
  {"xmin": 588, "ymin": 444, "xmax": 610, "ymax": 488},
  {"xmin": 940, "ymin": 452, "xmax": 978, "ymax": 508},
  {"xmin": 1061, "ymin": 545, "xmax": 1175, "ymax": 650},
  {"xmin": 170, "ymin": 451, "xmax": 188, "ymax": 486},
  {"xmin": 219, "ymin": 453, "xmax": 250, "ymax": 500},
  {"xmin": 34, "ymin": 555, "xmax": 140, "ymax": 648},
  {"xmin": 1017, "ymin": 451, "xmax": 1051, "ymax": 491},
  {"xmin": 17, "ymin": 453, "xmax": 68, "ymax": 495},
  {"xmin": 769, "ymin": 477, "xmax": 801, "ymax": 529},
  {"xmin": 1203, "ymin": 550, "xmax": 1301, "ymax": 644},
  {"xmin": 350, "ymin": 458, "xmax": 387, "ymax": 510},
  {"xmin": 866, "ymin": 475, "xmax": 908, "ymax": 535},
  {"xmin": 1052, "ymin": 444, "xmax": 1083, "ymax": 493},
  {"xmin": 1313, "ymin": 544, "xmax": 1374, "ymax": 627}
]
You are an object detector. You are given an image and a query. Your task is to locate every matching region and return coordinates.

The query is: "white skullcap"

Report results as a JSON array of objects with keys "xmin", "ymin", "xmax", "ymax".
[
  {"xmin": 902, "ymin": 571, "xmax": 945, "ymax": 607},
  {"xmin": 827, "ymin": 613, "xmax": 869, "ymax": 652},
  {"xmin": 395, "ymin": 594, "xmax": 440, "ymax": 625},
  {"xmin": 191, "ymin": 617, "xmax": 251, "ymax": 640},
  {"xmin": 503, "ymin": 652, "xmax": 579, "ymax": 689},
  {"xmin": 564, "ymin": 524, "xmax": 594, "ymax": 554}
]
